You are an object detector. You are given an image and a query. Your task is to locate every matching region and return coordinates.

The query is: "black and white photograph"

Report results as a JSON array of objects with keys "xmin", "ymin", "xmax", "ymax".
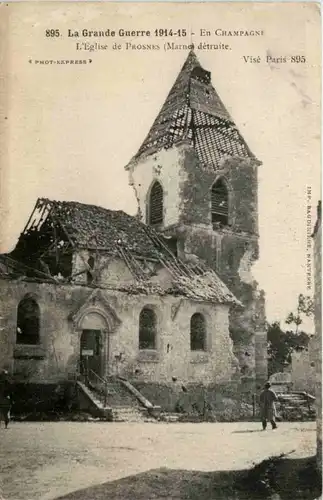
[{"xmin": 0, "ymin": 2, "xmax": 321, "ymax": 499}]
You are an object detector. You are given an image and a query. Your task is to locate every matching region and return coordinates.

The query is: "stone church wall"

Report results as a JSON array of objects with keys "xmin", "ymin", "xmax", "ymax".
[
  {"xmin": 171, "ymin": 146, "xmax": 267, "ymax": 387},
  {"xmin": 0, "ymin": 274, "xmax": 237, "ymax": 387},
  {"xmin": 0, "ymin": 279, "xmax": 89, "ymax": 382},
  {"xmin": 128, "ymin": 139, "xmax": 267, "ymax": 388}
]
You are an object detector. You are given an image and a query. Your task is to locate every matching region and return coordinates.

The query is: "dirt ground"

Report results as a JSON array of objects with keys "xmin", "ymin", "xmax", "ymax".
[{"xmin": 0, "ymin": 421, "xmax": 317, "ymax": 500}]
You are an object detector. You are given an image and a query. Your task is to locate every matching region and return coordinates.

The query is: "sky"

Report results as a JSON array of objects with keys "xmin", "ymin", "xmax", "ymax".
[{"xmin": 0, "ymin": 2, "xmax": 320, "ymax": 327}]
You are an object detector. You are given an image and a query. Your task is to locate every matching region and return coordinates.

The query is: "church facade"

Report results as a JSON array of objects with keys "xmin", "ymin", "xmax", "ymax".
[
  {"xmin": 0, "ymin": 51, "xmax": 267, "ymax": 401},
  {"xmin": 0, "ymin": 199, "xmax": 240, "ymax": 389}
]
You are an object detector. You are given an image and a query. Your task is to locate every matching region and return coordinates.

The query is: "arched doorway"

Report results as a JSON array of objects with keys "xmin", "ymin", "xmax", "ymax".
[{"xmin": 79, "ymin": 312, "xmax": 107, "ymax": 380}]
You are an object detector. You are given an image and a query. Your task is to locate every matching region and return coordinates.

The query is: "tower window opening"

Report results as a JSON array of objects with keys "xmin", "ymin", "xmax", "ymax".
[
  {"xmin": 191, "ymin": 67, "xmax": 211, "ymax": 84},
  {"xmin": 148, "ymin": 181, "xmax": 163, "ymax": 226},
  {"xmin": 211, "ymin": 179, "xmax": 229, "ymax": 226}
]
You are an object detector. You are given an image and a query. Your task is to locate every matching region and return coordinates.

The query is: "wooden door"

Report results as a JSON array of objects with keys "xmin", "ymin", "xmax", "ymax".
[{"xmin": 80, "ymin": 329, "xmax": 103, "ymax": 381}]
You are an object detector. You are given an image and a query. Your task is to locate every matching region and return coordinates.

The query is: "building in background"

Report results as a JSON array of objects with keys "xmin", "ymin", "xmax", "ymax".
[{"xmin": 291, "ymin": 348, "xmax": 316, "ymax": 395}]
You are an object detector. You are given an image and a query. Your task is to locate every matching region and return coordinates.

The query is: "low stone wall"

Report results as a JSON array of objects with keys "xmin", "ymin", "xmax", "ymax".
[
  {"xmin": 291, "ymin": 349, "xmax": 316, "ymax": 395},
  {"xmin": 132, "ymin": 381, "xmax": 256, "ymax": 421}
]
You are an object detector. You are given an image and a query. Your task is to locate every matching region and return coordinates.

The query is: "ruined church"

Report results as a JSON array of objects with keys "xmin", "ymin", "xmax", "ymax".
[{"xmin": 0, "ymin": 51, "xmax": 267, "ymax": 410}]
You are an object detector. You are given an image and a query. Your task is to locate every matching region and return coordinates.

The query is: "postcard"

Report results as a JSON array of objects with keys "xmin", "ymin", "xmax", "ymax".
[{"xmin": 0, "ymin": 3, "xmax": 321, "ymax": 500}]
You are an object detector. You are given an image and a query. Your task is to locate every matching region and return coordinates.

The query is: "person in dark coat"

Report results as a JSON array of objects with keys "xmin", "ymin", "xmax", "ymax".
[
  {"xmin": 0, "ymin": 370, "xmax": 12, "ymax": 429},
  {"xmin": 259, "ymin": 381, "xmax": 278, "ymax": 430}
]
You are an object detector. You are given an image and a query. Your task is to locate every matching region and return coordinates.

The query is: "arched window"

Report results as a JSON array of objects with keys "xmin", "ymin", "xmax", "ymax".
[
  {"xmin": 16, "ymin": 296, "xmax": 40, "ymax": 345},
  {"xmin": 190, "ymin": 313, "xmax": 206, "ymax": 351},
  {"xmin": 211, "ymin": 179, "xmax": 229, "ymax": 226},
  {"xmin": 148, "ymin": 181, "xmax": 163, "ymax": 226},
  {"xmin": 139, "ymin": 307, "xmax": 157, "ymax": 350}
]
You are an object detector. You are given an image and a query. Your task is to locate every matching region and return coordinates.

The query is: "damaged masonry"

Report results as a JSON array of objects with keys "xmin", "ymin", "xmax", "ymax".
[{"xmin": 0, "ymin": 50, "xmax": 267, "ymax": 416}]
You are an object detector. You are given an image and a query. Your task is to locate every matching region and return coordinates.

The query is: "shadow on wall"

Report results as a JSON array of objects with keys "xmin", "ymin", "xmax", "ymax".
[{"xmin": 54, "ymin": 456, "xmax": 321, "ymax": 500}]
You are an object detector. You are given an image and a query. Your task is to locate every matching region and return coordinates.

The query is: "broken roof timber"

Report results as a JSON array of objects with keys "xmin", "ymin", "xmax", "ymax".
[{"xmin": 6, "ymin": 197, "xmax": 241, "ymax": 306}]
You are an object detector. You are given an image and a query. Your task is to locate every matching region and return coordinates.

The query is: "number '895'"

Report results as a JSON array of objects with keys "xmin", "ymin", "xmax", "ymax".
[
  {"xmin": 46, "ymin": 29, "xmax": 60, "ymax": 37},
  {"xmin": 291, "ymin": 55, "xmax": 306, "ymax": 63}
]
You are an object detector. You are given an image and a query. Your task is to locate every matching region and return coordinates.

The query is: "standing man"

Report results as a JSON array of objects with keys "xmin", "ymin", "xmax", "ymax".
[
  {"xmin": 260, "ymin": 381, "xmax": 278, "ymax": 430},
  {"xmin": 0, "ymin": 370, "xmax": 12, "ymax": 429}
]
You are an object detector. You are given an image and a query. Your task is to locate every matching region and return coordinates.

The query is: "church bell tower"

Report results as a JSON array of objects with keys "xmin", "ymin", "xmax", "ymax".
[{"xmin": 125, "ymin": 50, "xmax": 267, "ymax": 388}]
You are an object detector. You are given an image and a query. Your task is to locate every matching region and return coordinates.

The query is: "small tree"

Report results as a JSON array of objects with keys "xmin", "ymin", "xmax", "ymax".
[
  {"xmin": 285, "ymin": 293, "xmax": 314, "ymax": 333},
  {"xmin": 267, "ymin": 294, "xmax": 313, "ymax": 376}
]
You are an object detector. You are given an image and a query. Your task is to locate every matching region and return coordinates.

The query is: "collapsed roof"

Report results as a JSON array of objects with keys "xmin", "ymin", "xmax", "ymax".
[
  {"xmin": 127, "ymin": 50, "xmax": 256, "ymax": 168},
  {"xmin": 6, "ymin": 198, "xmax": 240, "ymax": 306}
]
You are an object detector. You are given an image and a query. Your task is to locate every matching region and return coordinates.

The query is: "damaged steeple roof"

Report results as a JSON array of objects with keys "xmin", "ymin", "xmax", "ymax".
[{"xmin": 128, "ymin": 50, "xmax": 256, "ymax": 167}]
